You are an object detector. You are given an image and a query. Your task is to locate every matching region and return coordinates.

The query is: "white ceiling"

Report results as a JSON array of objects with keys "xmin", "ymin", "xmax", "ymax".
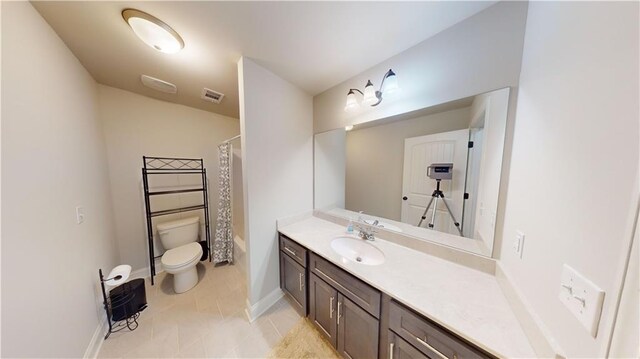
[{"xmin": 33, "ymin": 1, "xmax": 496, "ymax": 118}]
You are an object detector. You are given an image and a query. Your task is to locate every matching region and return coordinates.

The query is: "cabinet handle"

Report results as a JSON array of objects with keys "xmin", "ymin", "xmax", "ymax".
[
  {"xmin": 298, "ymin": 273, "xmax": 303, "ymax": 291},
  {"xmin": 284, "ymin": 247, "xmax": 296, "ymax": 256},
  {"xmin": 315, "ymin": 267, "xmax": 329, "ymax": 278},
  {"xmin": 415, "ymin": 336, "xmax": 448, "ymax": 359},
  {"xmin": 389, "ymin": 342, "xmax": 394, "ymax": 359},
  {"xmin": 329, "ymin": 297, "xmax": 334, "ymax": 318},
  {"xmin": 337, "ymin": 301, "xmax": 342, "ymax": 325}
]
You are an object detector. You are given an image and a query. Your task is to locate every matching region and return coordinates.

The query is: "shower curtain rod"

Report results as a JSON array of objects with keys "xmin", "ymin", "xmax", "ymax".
[{"xmin": 221, "ymin": 134, "xmax": 241, "ymax": 144}]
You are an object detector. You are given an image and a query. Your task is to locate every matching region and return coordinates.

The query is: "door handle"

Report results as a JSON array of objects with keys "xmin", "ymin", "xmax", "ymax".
[
  {"xmin": 298, "ymin": 273, "xmax": 303, "ymax": 291},
  {"xmin": 329, "ymin": 297, "xmax": 334, "ymax": 318},
  {"xmin": 402, "ymin": 196, "xmax": 408, "ymax": 200},
  {"xmin": 284, "ymin": 247, "xmax": 296, "ymax": 257},
  {"xmin": 337, "ymin": 300, "xmax": 342, "ymax": 325},
  {"xmin": 415, "ymin": 336, "xmax": 448, "ymax": 359}
]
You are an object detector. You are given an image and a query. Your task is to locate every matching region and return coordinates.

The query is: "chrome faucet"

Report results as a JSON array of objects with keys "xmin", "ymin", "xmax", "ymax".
[{"xmin": 355, "ymin": 220, "xmax": 377, "ymax": 241}]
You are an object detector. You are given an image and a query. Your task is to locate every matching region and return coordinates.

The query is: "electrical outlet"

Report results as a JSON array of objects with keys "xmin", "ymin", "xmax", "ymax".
[
  {"xmin": 513, "ymin": 231, "xmax": 525, "ymax": 258},
  {"xmin": 559, "ymin": 264, "xmax": 605, "ymax": 337},
  {"xmin": 76, "ymin": 206, "xmax": 85, "ymax": 224}
]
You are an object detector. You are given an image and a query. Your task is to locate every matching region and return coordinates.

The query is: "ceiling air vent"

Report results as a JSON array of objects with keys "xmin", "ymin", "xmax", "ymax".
[
  {"xmin": 201, "ymin": 88, "xmax": 224, "ymax": 104},
  {"xmin": 140, "ymin": 75, "xmax": 177, "ymax": 94}
]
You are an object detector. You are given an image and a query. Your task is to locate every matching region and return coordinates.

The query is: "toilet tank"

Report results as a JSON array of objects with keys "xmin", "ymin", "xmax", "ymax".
[{"xmin": 157, "ymin": 217, "xmax": 200, "ymax": 250}]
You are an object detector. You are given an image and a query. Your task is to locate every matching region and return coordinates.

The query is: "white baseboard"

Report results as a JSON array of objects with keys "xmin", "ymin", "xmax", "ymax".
[
  {"xmin": 83, "ymin": 317, "xmax": 107, "ymax": 359},
  {"xmin": 130, "ymin": 261, "xmax": 163, "ymax": 280},
  {"xmin": 244, "ymin": 288, "xmax": 284, "ymax": 323}
]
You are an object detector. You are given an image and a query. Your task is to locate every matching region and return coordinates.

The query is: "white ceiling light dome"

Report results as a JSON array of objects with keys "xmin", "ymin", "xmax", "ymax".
[{"xmin": 122, "ymin": 9, "xmax": 184, "ymax": 54}]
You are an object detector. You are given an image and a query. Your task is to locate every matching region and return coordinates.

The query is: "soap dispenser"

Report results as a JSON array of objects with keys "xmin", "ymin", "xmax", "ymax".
[{"xmin": 346, "ymin": 218, "xmax": 354, "ymax": 234}]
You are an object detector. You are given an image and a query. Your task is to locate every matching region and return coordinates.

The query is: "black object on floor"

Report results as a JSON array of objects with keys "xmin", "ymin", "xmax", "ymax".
[
  {"xmin": 109, "ymin": 278, "xmax": 147, "ymax": 322},
  {"xmin": 199, "ymin": 240, "xmax": 209, "ymax": 261}
]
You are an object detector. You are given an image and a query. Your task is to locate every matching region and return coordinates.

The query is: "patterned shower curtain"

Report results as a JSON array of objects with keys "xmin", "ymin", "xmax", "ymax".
[{"xmin": 213, "ymin": 142, "xmax": 233, "ymax": 264}]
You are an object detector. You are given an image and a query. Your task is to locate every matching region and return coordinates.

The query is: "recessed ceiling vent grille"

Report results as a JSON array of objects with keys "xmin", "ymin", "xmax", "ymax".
[
  {"xmin": 140, "ymin": 75, "xmax": 177, "ymax": 94},
  {"xmin": 201, "ymin": 88, "xmax": 224, "ymax": 104}
]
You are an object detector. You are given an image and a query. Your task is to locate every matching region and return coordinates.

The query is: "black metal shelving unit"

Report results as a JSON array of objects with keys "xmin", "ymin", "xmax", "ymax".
[{"xmin": 142, "ymin": 156, "xmax": 212, "ymax": 285}]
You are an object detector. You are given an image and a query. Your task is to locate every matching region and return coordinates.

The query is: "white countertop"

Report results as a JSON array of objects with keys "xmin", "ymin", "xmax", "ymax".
[
  {"xmin": 278, "ymin": 216, "xmax": 535, "ymax": 358},
  {"xmin": 326, "ymin": 207, "xmax": 491, "ymax": 256}
]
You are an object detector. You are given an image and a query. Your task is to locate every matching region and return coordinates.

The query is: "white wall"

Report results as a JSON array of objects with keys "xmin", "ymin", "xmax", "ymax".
[
  {"xmin": 314, "ymin": 129, "xmax": 346, "ymax": 210},
  {"xmin": 609, "ymin": 219, "xmax": 638, "ymax": 358},
  {"xmin": 313, "ymin": 1, "xmax": 528, "ymax": 133},
  {"xmin": 238, "ymin": 57, "xmax": 313, "ymax": 314},
  {"xmin": 312, "ymin": 1, "xmax": 527, "ymax": 258},
  {"xmin": 500, "ymin": 2, "xmax": 639, "ymax": 357},
  {"xmin": 469, "ymin": 89, "xmax": 509, "ymax": 250},
  {"xmin": 1, "ymin": 2, "xmax": 119, "ymax": 357},
  {"xmin": 98, "ymin": 85, "xmax": 240, "ymax": 271},
  {"xmin": 345, "ymin": 107, "xmax": 470, "ymax": 221}
]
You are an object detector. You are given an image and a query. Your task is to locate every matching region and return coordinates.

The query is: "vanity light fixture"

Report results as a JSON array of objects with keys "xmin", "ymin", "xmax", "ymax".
[
  {"xmin": 344, "ymin": 69, "xmax": 399, "ymax": 112},
  {"xmin": 122, "ymin": 9, "xmax": 184, "ymax": 54}
]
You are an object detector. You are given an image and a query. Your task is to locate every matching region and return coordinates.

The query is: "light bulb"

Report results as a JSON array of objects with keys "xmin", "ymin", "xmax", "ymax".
[
  {"xmin": 344, "ymin": 90, "xmax": 359, "ymax": 112},
  {"xmin": 362, "ymin": 80, "xmax": 377, "ymax": 106},
  {"xmin": 123, "ymin": 9, "xmax": 184, "ymax": 54},
  {"xmin": 382, "ymin": 70, "xmax": 399, "ymax": 94}
]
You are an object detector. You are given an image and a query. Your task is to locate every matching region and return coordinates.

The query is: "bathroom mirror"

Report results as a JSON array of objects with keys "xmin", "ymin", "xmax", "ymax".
[{"xmin": 314, "ymin": 87, "xmax": 510, "ymax": 257}]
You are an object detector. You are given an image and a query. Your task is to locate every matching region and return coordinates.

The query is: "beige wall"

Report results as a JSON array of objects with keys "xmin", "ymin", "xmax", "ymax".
[
  {"xmin": 345, "ymin": 107, "xmax": 470, "ymax": 221},
  {"xmin": 313, "ymin": 1, "xmax": 528, "ymax": 134},
  {"xmin": 313, "ymin": 1, "xmax": 527, "ymax": 258},
  {"xmin": 468, "ymin": 89, "xmax": 509, "ymax": 251},
  {"xmin": 98, "ymin": 85, "xmax": 240, "ymax": 271},
  {"xmin": 314, "ymin": 129, "xmax": 346, "ymax": 210},
  {"xmin": 1, "ymin": 2, "xmax": 119, "ymax": 357},
  {"xmin": 500, "ymin": 2, "xmax": 639, "ymax": 356},
  {"xmin": 238, "ymin": 57, "xmax": 313, "ymax": 315}
]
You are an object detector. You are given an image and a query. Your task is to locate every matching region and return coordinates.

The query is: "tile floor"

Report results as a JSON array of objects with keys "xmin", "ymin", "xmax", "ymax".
[{"xmin": 98, "ymin": 261, "xmax": 301, "ymax": 358}]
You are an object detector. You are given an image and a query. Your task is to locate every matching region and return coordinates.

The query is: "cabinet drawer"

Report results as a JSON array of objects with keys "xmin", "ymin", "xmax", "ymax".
[
  {"xmin": 388, "ymin": 330, "xmax": 430, "ymax": 359},
  {"xmin": 309, "ymin": 253, "xmax": 381, "ymax": 319},
  {"xmin": 389, "ymin": 301, "xmax": 493, "ymax": 359},
  {"xmin": 279, "ymin": 234, "xmax": 307, "ymax": 267}
]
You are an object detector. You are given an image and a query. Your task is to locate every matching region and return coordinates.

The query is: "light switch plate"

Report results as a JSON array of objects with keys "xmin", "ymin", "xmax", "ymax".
[
  {"xmin": 75, "ymin": 206, "xmax": 85, "ymax": 224},
  {"xmin": 514, "ymin": 231, "xmax": 525, "ymax": 258},
  {"xmin": 559, "ymin": 264, "xmax": 605, "ymax": 337}
]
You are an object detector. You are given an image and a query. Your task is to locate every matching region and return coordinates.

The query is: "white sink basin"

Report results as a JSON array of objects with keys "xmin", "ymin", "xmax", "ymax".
[
  {"xmin": 330, "ymin": 236, "xmax": 385, "ymax": 265},
  {"xmin": 363, "ymin": 219, "xmax": 403, "ymax": 233}
]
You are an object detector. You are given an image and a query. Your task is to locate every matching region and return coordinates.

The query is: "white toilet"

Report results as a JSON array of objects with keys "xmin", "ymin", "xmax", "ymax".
[{"xmin": 157, "ymin": 216, "xmax": 203, "ymax": 293}]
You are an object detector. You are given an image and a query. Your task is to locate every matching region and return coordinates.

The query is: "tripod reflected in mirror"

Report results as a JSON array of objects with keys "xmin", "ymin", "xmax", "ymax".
[{"xmin": 417, "ymin": 163, "xmax": 463, "ymax": 236}]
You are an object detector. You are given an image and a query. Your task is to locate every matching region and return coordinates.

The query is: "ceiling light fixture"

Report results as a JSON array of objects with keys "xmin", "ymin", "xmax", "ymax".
[
  {"xmin": 344, "ymin": 69, "xmax": 399, "ymax": 112},
  {"xmin": 122, "ymin": 9, "xmax": 184, "ymax": 54}
]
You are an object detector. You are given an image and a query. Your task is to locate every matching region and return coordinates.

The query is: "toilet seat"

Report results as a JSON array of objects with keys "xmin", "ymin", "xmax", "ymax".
[{"xmin": 161, "ymin": 242, "xmax": 202, "ymax": 270}]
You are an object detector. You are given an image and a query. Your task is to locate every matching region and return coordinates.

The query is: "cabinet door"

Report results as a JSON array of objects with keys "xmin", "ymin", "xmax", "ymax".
[
  {"xmin": 388, "ymin": 331, "xmax": 430, "ymax": 359},
  {"xmin": 389, "ymin": 301, "xmax": 491, "ymax": 359},
  {"xmin": 337, "ymin": 294, "xmax": 379, "ymax": 359},
  {"xmin": 309, "ymin": 273, "xmax": 338, "ymax": 348},
  {"xmin": 280, "ymin": 251, "xmax": 307, "ymax": 316}
]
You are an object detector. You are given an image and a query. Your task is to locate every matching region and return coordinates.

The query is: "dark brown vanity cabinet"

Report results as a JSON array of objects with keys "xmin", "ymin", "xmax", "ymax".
[
  {"xmin": 337, "ymin": 294, "xmax": 380, "ymax": 359},
  {"xmin": 309, "ymin": 273, "xmax": 338, "ymax": 346},
  {"xmin": 278, "ymin": 233, "xmax": 495, "ymax": 359},
  {"xmin": 309, "ymin": 253, "xmax": 380, "ymax": 359},
  {"xmin": 388, "ymin": 331, "xmax": 430, "ymax": 359},
  {"xmin": 279, "ymin": 234, "xmax": 307, "ymax": 316},
  {"xmin": 387, "ymin": 300, "xmax": 493, "ymax": 359}
]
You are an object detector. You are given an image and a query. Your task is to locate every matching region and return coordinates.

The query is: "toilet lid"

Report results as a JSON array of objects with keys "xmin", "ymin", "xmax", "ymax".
[{"xmin": 161, "ymin": 242, "xmax": 202, "ymax": 268}]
